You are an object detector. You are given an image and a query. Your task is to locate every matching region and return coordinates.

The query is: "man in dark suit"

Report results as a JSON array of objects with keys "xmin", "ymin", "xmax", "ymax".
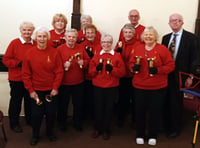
[{"xmin": 162, "ymin": 13, "xmax": 200, "ymax": 138}]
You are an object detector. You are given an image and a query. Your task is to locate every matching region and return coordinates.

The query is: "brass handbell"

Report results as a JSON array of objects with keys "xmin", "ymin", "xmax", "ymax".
[
  {"xmin": 147, "ymin": 58, "xmax": 155, "ymax": 76},
  {"xmin": 135, "ymin": 56, "xmax": 142, "ymax": 73},
  {"xmin": 106, "ymin": 58, "xmax": 111, "ymax": 74},
  {"xmin": 75, "ymin": 53, "xmax": 83, "ymax": 68},
  {"xmin": 65, "ymin": 56, "xmax": 74, "ymax": 71}
]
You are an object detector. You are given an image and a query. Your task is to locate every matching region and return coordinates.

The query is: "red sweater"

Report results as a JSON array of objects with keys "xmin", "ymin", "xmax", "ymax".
[
  {"xmin": 77, "ymin": 29, "xmax": 101, "ymax": 43},
  {"xmin": 22, "ymin": 46, "xmax": 64, "ymax": 93},
  {"xmin": 3, "ymin": 38, "xmax": 36, "ymax": 81},
  {"xmin": 57, "ymin": 43, "xmax": 90, "ymax": 85},
  {"xmin": 89, "ymin": 50, "xmax": 126, "ymax": 88},
  {"xmin": 128, "ymin": 43, "xmax": 175, "ymax": 90},
  {"xmin": 114, "ymin": 37, "xmax": 142, "ymax": 77},
  {"xmin": 119, "ymin": 24, "xmax": 145, "ymax": 42},
  {"xmin": 81, "ymin": 38, "xmax": 102, "ymax": 80},
  {"xmin": 49, "ymin": 29, "xmax": 66, "ymax": 48}
]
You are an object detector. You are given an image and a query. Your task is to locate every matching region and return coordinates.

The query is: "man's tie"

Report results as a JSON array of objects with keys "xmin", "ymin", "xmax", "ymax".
[{"xmin": 169, "ymin": 34, "xmax": 177, "ymax": 58}]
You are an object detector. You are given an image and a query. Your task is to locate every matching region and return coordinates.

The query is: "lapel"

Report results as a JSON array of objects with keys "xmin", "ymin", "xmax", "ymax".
[{"xmin": 175, "ymin": 30, "xmax": 186, "ymax": 61}]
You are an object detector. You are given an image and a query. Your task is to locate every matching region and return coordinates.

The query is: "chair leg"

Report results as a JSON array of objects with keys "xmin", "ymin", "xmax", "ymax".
[{"xmin": 1, "ymin": 124, "xmax": 7, "ymax": 142}]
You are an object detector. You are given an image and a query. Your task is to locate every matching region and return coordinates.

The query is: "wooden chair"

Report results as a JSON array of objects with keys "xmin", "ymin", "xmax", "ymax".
[{"xmin": 0, "ymin": 110, "xmax": 7, "ymax": 142}]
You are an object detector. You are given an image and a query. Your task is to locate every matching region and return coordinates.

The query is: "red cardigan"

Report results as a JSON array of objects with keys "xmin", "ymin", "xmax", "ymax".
[
  {"xmin": 89, "ymin": 50, "xmax": 126, "ymax": 88},
  {"xmin": 128, "ymin": 43, "xmax": 175, "ymax": 90},
  {"xmin": 3, "ymin": 38, "xmax": 36, "ymax": 81},
  {"xmin": 22, "ymin": 46, "xmax": 64, "ymax": 93},
  {"xmin": 57, "ymin": 43, "xmax": 90, "ymax": 85},
  {"xmin": 49, "ymin": 29, "xmax": 66, "ymax": 48},
  {"xmin": 114, "ymin": 37, "xmax": 141, "ymax": 77}
]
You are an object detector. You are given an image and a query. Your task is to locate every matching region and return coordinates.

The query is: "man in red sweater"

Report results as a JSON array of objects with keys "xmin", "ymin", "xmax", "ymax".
[
  {"xmin": 3, "ymin": 21, "xmax": 36, "ymax": 133},
  {"xmin": 118, "ymin": 9, "xmax": 145, "ymax": 43},
  {"xmin": 57, "ymin": 28, "xmax": 90, "ymax": 131}
]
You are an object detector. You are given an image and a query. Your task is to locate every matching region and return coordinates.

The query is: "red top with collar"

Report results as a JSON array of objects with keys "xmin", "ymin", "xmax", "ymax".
[
  {"xmin": 89, "ymin": 50, "xmax": 126, "ymax": 88},
  {"xmin": 77, "ymin": 29, "xmax": 101, "ymax": 43},
  {"xmin": 128, "ymin": 43, "xmax": 175, "ymax": 90},
  {"xmin": 49, "ymin": 29, "xmax": 66, "ymax": 48},
  {"xmin": 118, "ymin": 24, "xmax": 145, "ymax": 42},
  {"xmin": 114, "ymin": 37, "xmax": 142, "ymax": 77},
  {"xmin": 81, "ymin": 38, "xmax": 102, "ymax": 80},
  {"xmin": 57, "ymin": 43, "xmax": 90, "ymax": 85},
  {"xmin": 22, "ymin": 46, "xmax": 64, "ymax": 93},
  {"xmin": 3, "ymin": 38, "xmax": 36, "ymax": 81}
]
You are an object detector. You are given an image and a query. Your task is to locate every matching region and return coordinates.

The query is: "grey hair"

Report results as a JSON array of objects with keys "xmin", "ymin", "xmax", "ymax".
[
  {"xmin": 33, "ymin": 27, "xmax": 50, "ymax": 40},
  {"xmin": 19, "ymin": 21, "xmax": 35, "ymax": 31},
  {"xmin": 65, "ymin": 28, "xmax": 78, "ymax": 37},
  {"xmin": 101, "ymin": 34, "xmax": 113, "ymax": 43},
  {"xmin": 122, "ymin": 23, "xmax": 135, "ymax": 34},
  {"xmin": 141, "ymin": 26, "xmax": 159, "ymax": 41},
  {"xmin": 80, "ymin": 15, "xmax": 93, "ymax": 23}
]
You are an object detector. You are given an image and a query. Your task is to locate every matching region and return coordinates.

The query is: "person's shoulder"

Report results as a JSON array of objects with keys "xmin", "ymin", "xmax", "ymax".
[{"xmin": 182, "ymin": 29, "xmax": 198, "ymax": 39}]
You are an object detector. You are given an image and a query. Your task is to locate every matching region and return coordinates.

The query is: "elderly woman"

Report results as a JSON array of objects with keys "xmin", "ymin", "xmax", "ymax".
[
  {"xmin": 49, "ymin": 13, "xmax": 68, "ymax": 48},
  {"xmin": 114, "ymin": 23, "xmax": 141, "ymax": 127},
  {"xmin": 80, "ymin": 24, "xmax": 102, "ymax": 120},
  {"xmin": 77, "ymin": 15, "xmax": 101, "ymax": 44},
  {"xmin": 22, "ymin": 27, "xmax": 64, "ymax": 145},
  {"xmin": 129, "ymin": 26, "xmax": 175, "ymax": 146},
  {"xmin": 89, "ymin": 34, "xmax": 125, "ymax": 140},
  {"xmin": 3, "ymin": 21, "xmax": 36, "ymax": 132}
]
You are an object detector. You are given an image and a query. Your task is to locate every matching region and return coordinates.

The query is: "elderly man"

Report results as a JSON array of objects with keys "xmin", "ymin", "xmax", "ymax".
[
  {"xmin": 3, "ymin": 21, "xmax": 36, "ymax": 133},
  {"xmin": 162, "ymin": 13, "xmax": 200, "ymax": 138}
]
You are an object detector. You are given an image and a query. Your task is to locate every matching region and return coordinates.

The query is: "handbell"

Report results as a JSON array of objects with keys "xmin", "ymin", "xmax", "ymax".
[
  {"xmin": 75, "ymin": 53, "xmax": 83, "ymax": 68},
  {"xmin": 135, "ymin": 56, "xmax": 142, "ymax": 74},
  {"xmin": 147, "ymin": 58, "xmax": 155, "ymax": 76},
  {"xmin": 106, "ymin": 58, "xmax": 111, "ymax": 74}
]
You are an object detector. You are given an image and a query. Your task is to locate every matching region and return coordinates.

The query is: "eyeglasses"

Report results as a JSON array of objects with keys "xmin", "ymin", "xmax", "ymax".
[
  {"xmin": 101, "ymin": 41, "xmax": 112, "ymax": 44},
  {"xmin": 169, "ymin": 19, "xmax": 182, "ymax": 23},
  {"xmin": 129, "ymin": 15, "xmax": 139, "ymax": 18}
]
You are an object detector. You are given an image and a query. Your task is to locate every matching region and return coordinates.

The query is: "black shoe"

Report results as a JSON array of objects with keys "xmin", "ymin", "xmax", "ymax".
[
  {"xmin": 167, "ymin": 132, "xmax": 180, "ymax": 139},
  {"xmin": 30, "ymin": 137, "xmax": 38, "ymax": 146},
  {"xmin": 48, "ymin": 135, "xmax": 57, "ymax": 142},
  {"xmin": 11, "ymin": 126, "xmax": 23, "ymax": 133},
  {"xmin": 91, "ymin": 131, "xmax": 100, "ymax": 139},
  {"xmin": 103, "ymin": 133, "xmax": 110, "ymax": 140}
]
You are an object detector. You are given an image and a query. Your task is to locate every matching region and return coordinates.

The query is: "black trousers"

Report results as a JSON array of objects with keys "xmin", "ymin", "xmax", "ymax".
[
  {"xmin": 57, "ymin": 83, "xmax": 84, "ymax": 126},
  {"xmin": 117, "ymin": 77, "xmax": 133, "ymax": 121},
  {"xmin": 93, "ymin": 86, "xmax": 117, "ymax": 133},
  {"xmin": 8, "ymin": 81, "xmax": 31, "ymax": 128},
  {"xmin": 83, "ymin": 80, "xmax": 94, "ymax": 120},
  {"xmin": 31, "ymin": 90, "xmax": 57, "ymax": 138},
  {"xmin": 134, "ymin": 87, "xmax": 166, "ymax": 139}
]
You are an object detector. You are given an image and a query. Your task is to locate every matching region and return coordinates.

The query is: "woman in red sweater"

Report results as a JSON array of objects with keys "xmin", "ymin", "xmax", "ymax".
[
  {"xmin": 3, "ymin": 21, "xmax": 36, "ymax": 132},
  {"xmin": 49, "ymin": 13, "xmax": 67, "ymax": 48},
  {"xmin": 89, "ymin": 34, "xmax": 125, "ymax": 140},
  {"xmin": 114, "ymin": 23, "xmax": 141, "ymax": 127},
  {"xmin": 57, "ymin": 28, "xmax": 90, "ymax": 131},
  {"xmin": 129, "ymin": 26, "xmax": 175, "ymax": 146},
  {"xmin": 22, "ymin": 27, "xmax": 64, "ymax": 146}
]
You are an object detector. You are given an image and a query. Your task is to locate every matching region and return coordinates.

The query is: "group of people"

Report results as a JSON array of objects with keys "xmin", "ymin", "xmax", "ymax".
[{"xmin": 2, "ymin": 9, "xmax": 200, "ymax": 146}]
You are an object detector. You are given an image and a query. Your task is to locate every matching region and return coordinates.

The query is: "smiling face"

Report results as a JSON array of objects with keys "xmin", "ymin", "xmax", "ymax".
[
  {"xmin": 54, "ymin": 19, "xmax": 66, "ymax": 31},
  {"xmin": 65, "ymin": 31, "xmax": 77, "ymax": 48},
  {"xmin": 143, "ymin": 30, "xmax": 156, "ymax": 46},
  {"xmin": 20, "ymin": 25, "xmax": 34, "ymax": 41},
  {"xmin": 85, "ymin": 28, "xmax": 96, "ymax": 43},
  {"xmin": 168, "ymin": 14, "xmax": 184, "ymax": 33},
  {"xmin": 36, "ymin": 31, "xmax": 49, "ymax": 49},
  {"xmin": 128, "ymin": 9, "xmax": 140, "ymax": 26},
  {"xmin": 123, "ymin": 28, "xmax": 134, "ymax": 42},
  {"xmin": 101, "ymin": 35, "xmax": 113, "ymax": 52}
]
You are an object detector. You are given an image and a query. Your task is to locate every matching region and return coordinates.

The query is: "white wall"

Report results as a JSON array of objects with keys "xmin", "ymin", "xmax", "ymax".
[{"xmin": 0, "ymin": 0, "xmax": 198, "ymax": 114}]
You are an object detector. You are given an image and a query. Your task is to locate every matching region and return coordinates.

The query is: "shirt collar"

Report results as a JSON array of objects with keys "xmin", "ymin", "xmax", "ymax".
[
  {"xmin": 100, "ymin": 49, "xmax": 114, "ymax": 55},
  {"xmin": 134, "ymin": 24, "xmax": 140, "ymax": 28},
  {"xmin": 173, "ymin": 29, "xmax": 183, "ymax": 36},
  {"xmin": 19, "ymin": 36, "xmax": 34, "ymax": 44}
]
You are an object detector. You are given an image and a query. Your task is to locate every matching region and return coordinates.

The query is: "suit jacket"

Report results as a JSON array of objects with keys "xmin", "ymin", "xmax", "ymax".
[{"xmin": 162, "ymin": 29, "xmax": 200, "ymax": 76}]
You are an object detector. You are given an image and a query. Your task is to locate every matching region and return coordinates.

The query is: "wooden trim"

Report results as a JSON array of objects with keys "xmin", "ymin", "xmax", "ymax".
[
  {"xmin": 195, "ymin": 0, "xmax": 200, "ymax": 37},
  {"xmin": 71, "ymin": 0, "xmax": 81, "ymax": 30}
]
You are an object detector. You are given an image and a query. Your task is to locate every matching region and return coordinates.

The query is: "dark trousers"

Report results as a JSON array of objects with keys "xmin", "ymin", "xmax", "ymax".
[
  {"xmin": 83, "ymin": 80, "xmax": 94, "ymax": 120},
  {"xmin": 57, "ymin": 83, "xmax": 84, "ymax": 126},
  {"xmin": 31, "ymin": 90, "xmax": 57, "ymax": 138},
  {"xmin": 134, "ymin": 87, "xmax": 166, "ymax": 139},
  {"xmin": 164, "ymin": 73, "xmax": 183, "ymax": 133},
  {"xmin": 117, "ymin": 77, "xmax": 133, "ymax": 122},
  {"xmin": 93, "ymin": 86, "xmax": 117, "ymax": 133},
  {"xmin": 8, "ymin": 81, "xmax": 31, "ymax": 128}
]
